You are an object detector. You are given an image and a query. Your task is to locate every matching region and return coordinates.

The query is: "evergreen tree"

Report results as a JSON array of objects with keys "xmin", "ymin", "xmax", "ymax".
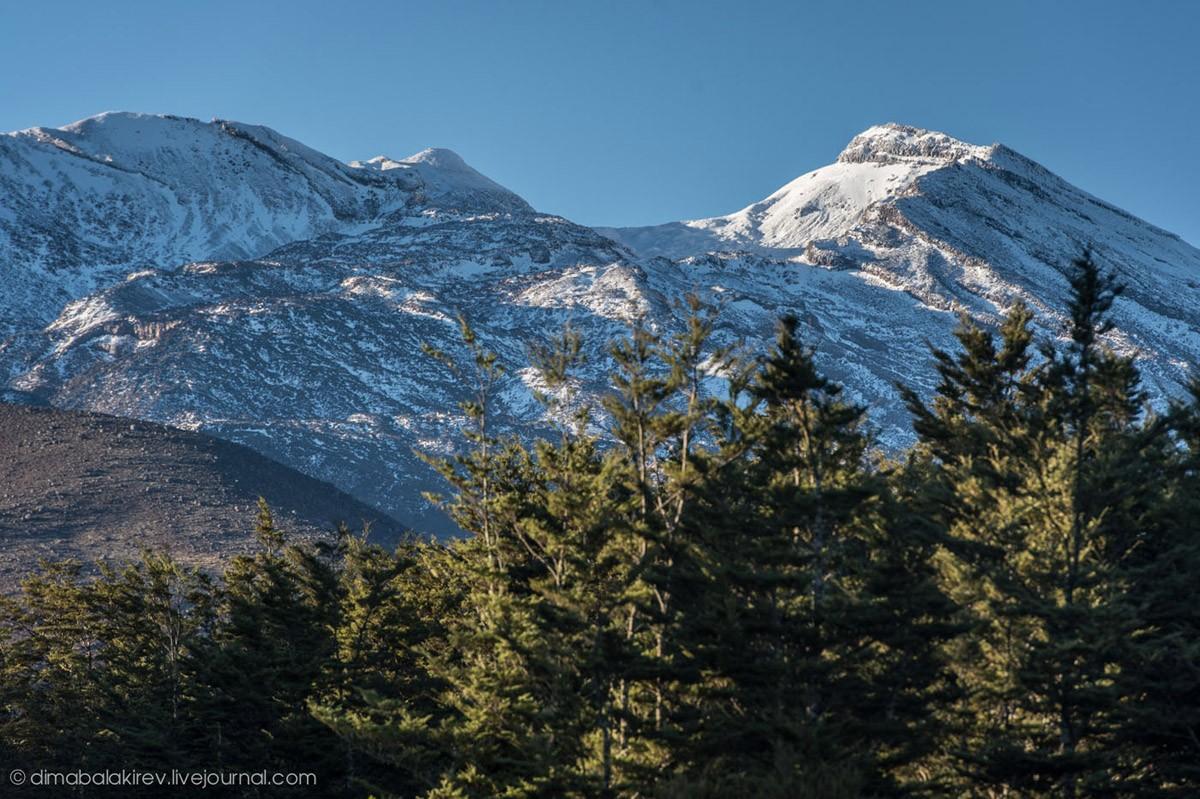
[
  {"xmin": 906, "ymin": 251, "xmax": 1172, "ymax": 796},
  {"xmin": 311, "ymin": 537, "xmax": 463, "ymax": 798},
  {"xmin": 0, "ymin": 561, "xmax": 101, "ymax": 781},
  {"xmin": 84, "ymin": 553, "xmax": 217, "ymax": 778},
  {"xmin": 1110, "ymin": 378, "xmax": 1200, "ymax": 795},
  {"xmin": 598, "ymin": 296, "xmax": 732, "ymax": 783},
  {"xmin": 193, "ymin": 500, "xmax": 344, "ymax": 795},
  {"xmin": 377, "ymin": 316, "xmax": 595, "ymax": 797},
  {"xmin": 677, "ymin": 315, "xmax": 957, "ymax": 796}
]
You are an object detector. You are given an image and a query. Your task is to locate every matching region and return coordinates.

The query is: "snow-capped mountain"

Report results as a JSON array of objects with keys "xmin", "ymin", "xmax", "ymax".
[
  {"xmin": 604, "ymin": 122, "xmax": 1200, "ymax": 411},
  {"xmin": 0, "ymin": 112, "xmax": 527, "ymax": 339},
  {"xmin": 2, "ymin": 116, "xmax": 1197, "ymax": 534},
  {"xmin": 1, "ymin": 113, "xmax": 643, "ymax": 532}
]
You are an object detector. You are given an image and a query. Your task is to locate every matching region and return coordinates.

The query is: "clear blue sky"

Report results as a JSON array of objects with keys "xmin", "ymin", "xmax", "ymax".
[{"xmin": 3, "ymin": 0, "xmax": 1198, "ymax": 243}]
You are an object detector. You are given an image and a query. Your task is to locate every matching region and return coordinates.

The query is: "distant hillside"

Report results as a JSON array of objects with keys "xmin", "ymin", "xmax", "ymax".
[{"xmin": 0, "ymin": 403, "xmax": 406, "ymax": 589}]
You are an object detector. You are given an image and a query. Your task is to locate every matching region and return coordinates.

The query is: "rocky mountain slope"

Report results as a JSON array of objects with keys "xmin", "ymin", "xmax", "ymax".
[
  {"xmin": 0, "ymin": 403, "xmax": 404, "ymax": 590},
  {"xmin": 0, "ymin": 112, "xmax": 526, "ymax": 339},
  {"xmin": 2, "ymin": 116, "xmax": 1197, "ymax": 536},
  {"xmin": 604, "ymin": 123, "xmax": 1200, "ymax": 421}
]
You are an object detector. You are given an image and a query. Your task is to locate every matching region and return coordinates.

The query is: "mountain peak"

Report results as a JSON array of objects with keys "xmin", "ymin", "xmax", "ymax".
[
  {"xmin": 60, "ymin": 110, "xmax": 170, "ymax": 131},
  {"xmin": 837, "ymin": 122, "xmax": 993, "ymax": 166},
  {"xmin": 13, "ymin": 111, "xmax": 208, "ymax": 153},
  {"xmin": 351, "ymin": 146, "xmax": 531, "ymax": 214},
  {"xmin": 400, "ymin": 146, "xmax": 470, "ymax": 169},
  {"xmin": 353, "ymin": 148, "xmax": 469, "ymax": 172},
  {"xmin": 8, "ymin": 110, "xmax": 533, "ymax": 223}
]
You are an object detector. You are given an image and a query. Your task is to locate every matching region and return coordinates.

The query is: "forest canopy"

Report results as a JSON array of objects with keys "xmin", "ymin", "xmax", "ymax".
[{"xmin": 2, "ymin": 252, "xmax": 1198, "ymax": 798}]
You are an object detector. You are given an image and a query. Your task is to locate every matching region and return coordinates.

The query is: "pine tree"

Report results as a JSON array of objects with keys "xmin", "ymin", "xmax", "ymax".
[
  {"xmin": 311, "ymin": 537, "xmax": 465, "ymax": 798},
  {"xmin": 84, "ymin": 553, "xmax": 218, "ymax": 778},
  {"xmin": 742, "ymin": 312, "xmax": 877, "ymax": 778},
  {"xmin": 193, "ymin": 501, "xmax": 344, "ymax": 794},
  {"xmin": 368, "ymin": 316, "xmax": 596, "ymax": 797},
  {"xmin": 0, "ymin": 561, "xmax": 101, "ymax": 782},
  {"xmin": 1109, "ymin": 377, "xmax": 1200, "ymax": 795},
  {"xmin": 907, "ymin": 251, "xmax": 1171, "ymax": 796},
  {"xmin": 674, "ymin": 315, "xmax": 958, "ymax": 796},
  {"xmin": 597, "ymin": 296, "xmax": 733, "ymax": 783}
]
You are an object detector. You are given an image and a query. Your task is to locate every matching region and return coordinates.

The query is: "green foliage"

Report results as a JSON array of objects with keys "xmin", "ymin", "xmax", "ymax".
[
  {"xmin": 1, "ymin": 252, "xmax": 1197, "ymax": 798},
  {"xmin": 0, "ymin": 510, "xmax": 350, "ymax": 797},
  {"xmin": 903, "ymin": 252, "xmax": 1189, "ymax": 796}
]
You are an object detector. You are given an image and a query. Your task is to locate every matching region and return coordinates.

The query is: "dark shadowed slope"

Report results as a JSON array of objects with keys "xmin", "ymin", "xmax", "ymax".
[{"xmin": 0, "ymin": 403, "xmax": 406, "ymax": 589}]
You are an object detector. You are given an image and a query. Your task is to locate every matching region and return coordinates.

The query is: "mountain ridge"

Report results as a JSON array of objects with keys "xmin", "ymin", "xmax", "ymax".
[
  {"xmin": 0, "ymin": 111, "xmax": 528, "ymax": 340},
  {"xmin": 2, "ymin": 113, "xmax": 1197, "ymax": 535}
]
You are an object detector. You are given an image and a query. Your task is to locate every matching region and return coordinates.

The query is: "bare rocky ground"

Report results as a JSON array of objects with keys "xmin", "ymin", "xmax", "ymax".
[{"xmin": 0, "ymin": 403, "xmax": 406, "ymax": 591}]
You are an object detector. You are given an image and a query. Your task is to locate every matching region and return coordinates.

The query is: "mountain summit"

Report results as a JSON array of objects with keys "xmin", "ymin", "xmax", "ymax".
[
  {"xmin": 2, "ymin": 116, "xmax": 1197, "ymax": 533},
  {"xmin": 0, "ymin": 112, "xmax": 524, "ymax": 339},
  {"xmin": 836, "ymin": 122, "xmax": 995, "ymax": 165}
]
